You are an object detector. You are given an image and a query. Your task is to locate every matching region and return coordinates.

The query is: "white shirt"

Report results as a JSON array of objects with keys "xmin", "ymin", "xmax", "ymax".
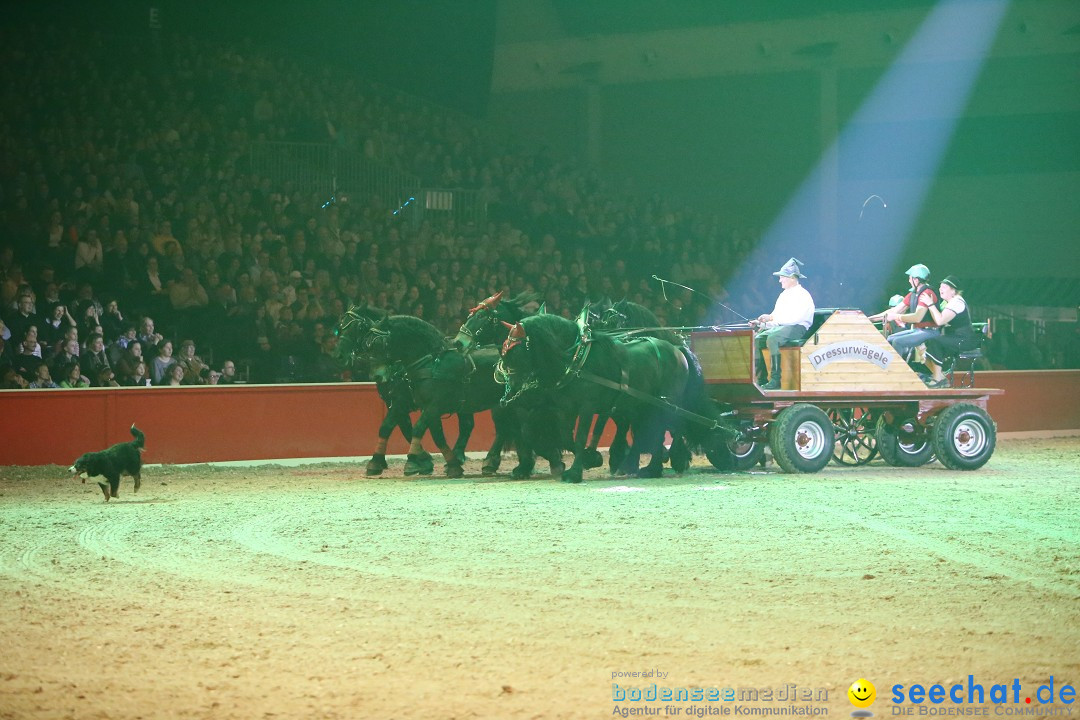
[
  {"xmin": 769, "ymin": 284, "xmax": 815, "ymax": 330},
  {"xmin": 943, "ymin": 296, "xmax": 967, "ymax": 315}
]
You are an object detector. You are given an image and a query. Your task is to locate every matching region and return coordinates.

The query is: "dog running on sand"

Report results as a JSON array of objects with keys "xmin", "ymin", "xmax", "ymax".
[{"xmin": 69, "ymin": 424, "xmax": 146, "ymax": 501}]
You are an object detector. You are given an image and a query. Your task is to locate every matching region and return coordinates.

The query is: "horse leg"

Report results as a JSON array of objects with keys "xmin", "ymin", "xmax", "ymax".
[
  {"xmin": 581, "ymin": 414, "xmax": 607, "ymax": 469},
  {"xmin": 366, "ymin": 407, "xmax": 402, "ymax": 476},
  {"xmin": 636, "ymin": 414, "xmax": 668, "ymax": 479},
  {"xmin": 425, "ymin": 411, "xmax": 463, "ymax": 478},
  {"xmin": 366, "ymin": 435, "xmax": 390, "ymax": 476},
  {"xmin": 397, "ymin": 411, "xmax": 433, "ymax": 471},
  {"xmin": 561, "ymin": 411, "xmax": 591, "ymax": 484},
  {"xmin": 510, "ymin": 436, "xmax": 535, "ymax": 479},
  {"xmin": 506, "ymin": 408, "xmax": 536, "ymax": 479},
  {"xmin": 403, "ymin": 412, "xmax": 437, "ymax": 477},
  {"xmin": 612, "ymin": 420, "xmax": 640, "ymax": 475},
  {"xmin": 453, "ymin": 413, "xmax": 474, "ymax": 468},
  {"xmin": 482, "ymin": 409, "xmax": 509, "ymax": 476},
  {"xmin": 668, "ymin": 432, "xmax": 692, "ymax": 473}
]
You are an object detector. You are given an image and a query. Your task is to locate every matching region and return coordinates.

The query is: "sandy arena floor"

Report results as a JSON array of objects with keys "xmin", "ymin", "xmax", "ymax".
[{"xmin": 1, "ymin": 436, "xmax": 1078, "ymax": 720}]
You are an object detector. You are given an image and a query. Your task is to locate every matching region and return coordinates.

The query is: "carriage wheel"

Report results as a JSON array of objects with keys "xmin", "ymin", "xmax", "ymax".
[
  {"xmin": 929, "ymin": 403, "xmax": 996, "ymax": 471},
  {"xmin": 829, "ymin": 407, "xmax": 878, "ymax": 466},
  {"xmin": 705, "ymin": 428, "xmax": 764, "ymax": 472},
  {"xmin": 875, "ymin": 415, "xmax": 934, "ymax": 467},
  {"xmin": 768, "ymin": 404, "xmax": 835, "ymax": 474}
]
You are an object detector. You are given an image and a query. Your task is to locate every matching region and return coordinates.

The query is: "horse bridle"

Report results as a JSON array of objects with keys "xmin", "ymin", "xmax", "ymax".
[
  {"xmin": 456, "ymin": 308, "xmax": 500, "ymax": 350},
  {"xmin": 601, "ymin": 307, "xmax": 626, "ymax": 326},
  {"xmin": 336, "ymin": 311, "xmax": 390, "ymax": 366}
]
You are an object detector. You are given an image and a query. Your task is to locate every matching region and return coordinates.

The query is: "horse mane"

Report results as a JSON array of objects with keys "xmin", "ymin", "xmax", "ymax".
[
  {"xmin": 516, "ymin": 314, "xmax": 580, "ymax": 384},
  {"xmin": 606, "ymin": 299, "xmax": 684, "ymax": 346},
  {"xmin": 492, "ymin": 291, "xmax": 542, "ymax": 323},
  {"xmin": 611, "ymin": 300, "xmax": 658, "ymax": 327},
  {"xmin": 508, "ymin": 290, "xmax": 542, "ymax": 308},
  {"xmin": 353, "ymin": 305, "xmax": 389, "ymax": 322},
  {"xmin": 379, "ymin": 315, "xmax": 447, "ymax": 361}
]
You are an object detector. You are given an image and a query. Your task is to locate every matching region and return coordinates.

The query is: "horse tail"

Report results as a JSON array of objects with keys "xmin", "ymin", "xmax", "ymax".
[{"xmin": 678, "ymin": 345, "xmax": 720, "ymax": 450}]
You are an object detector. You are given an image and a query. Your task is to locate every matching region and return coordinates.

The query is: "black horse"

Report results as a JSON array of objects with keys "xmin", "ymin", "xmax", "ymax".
[
  {"xmin": 458, "ymin": 295, "xmax": 620, "ymax": 473},
  {"xmin": 595, "ymin": 299, "xmax": 684, "ymax": 347},
  {"xmin": 354, "ymin": 313, "xmax": 547, "ymax": 478},
  {"xmin": 588, "ymin": 299, "xmax": 697, "ymax": 472},
  {"xmin": 450, "ymin": 290, "xmax": 567, "ymax": 478},
  {"xmin": 333, "ymin": 306, "xmax": 435, "ymax": 476},
  {"xmin": 498, "ymin": 313, "xmax": 694, "ymax": 483}
]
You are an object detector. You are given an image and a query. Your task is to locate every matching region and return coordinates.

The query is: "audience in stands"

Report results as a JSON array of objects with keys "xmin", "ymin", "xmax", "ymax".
[{"xmin": 0, "ymin": 21, "xmax": 1072, "ymax": 399}]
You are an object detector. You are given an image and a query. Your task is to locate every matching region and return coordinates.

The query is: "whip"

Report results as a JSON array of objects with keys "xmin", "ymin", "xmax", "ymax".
[{"xmin": 651, "ymin": 275, "xmax": 752, "ymax": 323}]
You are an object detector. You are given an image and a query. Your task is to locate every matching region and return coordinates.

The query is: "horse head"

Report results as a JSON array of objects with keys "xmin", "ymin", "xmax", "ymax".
[
  {"xmin": 333, "ymin": 306, "xmax": 390, "ymax": 367},
  {"xmin": 496, "ymin": 320, "xmax": 537, "ymax": 405},
  {"xmin": 496, "ymin": 315, "xmax": 579, "ymax": 406},
  {"xmin": 587, "ymin": 298, "xmax": 612, "ymax": 327},
  {"xmin": 453, "ymin": 290, "xmax": 504, "ymax": 351},
  {"xmin": 500, "ymin": 320, "xmax": 526, "ymax": 355},
  {"xmin": 334, "ymin": 307, "xmax": 374, "ymax": 367}
]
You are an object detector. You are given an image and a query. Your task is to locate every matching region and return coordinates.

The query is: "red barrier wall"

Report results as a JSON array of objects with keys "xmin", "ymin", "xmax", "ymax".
[
  {"xmin": 979, "ymin": 370, "xmax": 1080, "ymax": 433},
  {"xmin": 1, "ymin": 371, "xmax": 1077, "ymax": 466},
  {"xmin": 0, "ymin": 383, "xmax": 487, "ymax": 467}
]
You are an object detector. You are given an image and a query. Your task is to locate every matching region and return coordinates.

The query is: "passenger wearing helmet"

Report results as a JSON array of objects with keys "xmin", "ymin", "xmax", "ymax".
[
  {"xmin": 876, "ymin": 263, "xmax": 940, "ymax": 360},
  {"xmin": 869, "ymin": 293, "xmax": 909, "ymax": 334}
]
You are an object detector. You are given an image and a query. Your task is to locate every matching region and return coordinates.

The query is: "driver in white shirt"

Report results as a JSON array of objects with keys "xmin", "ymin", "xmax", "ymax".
[{"xmin": 749, "ymin": 258, "xmax": 815, "ymax": 390}]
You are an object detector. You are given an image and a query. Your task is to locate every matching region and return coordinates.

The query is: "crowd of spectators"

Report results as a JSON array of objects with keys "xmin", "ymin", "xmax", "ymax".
[{"xmin": 1, "ymin": 24, "xmax": 1076, "ymax": 391}]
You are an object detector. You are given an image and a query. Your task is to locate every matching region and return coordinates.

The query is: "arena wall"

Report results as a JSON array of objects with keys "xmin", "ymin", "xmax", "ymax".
[{"xmin": 1, "ymin": 370, "xmax": 1077, "ymax": 467}]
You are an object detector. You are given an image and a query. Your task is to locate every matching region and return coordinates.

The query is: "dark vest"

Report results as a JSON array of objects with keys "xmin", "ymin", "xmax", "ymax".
[
  {"xmin": 908, "ymin": 283, "xmax": 939, "ymax": 328},
  {"xmin": 943, "ymin": 297, "xmax": 973, "ymax": 340}
]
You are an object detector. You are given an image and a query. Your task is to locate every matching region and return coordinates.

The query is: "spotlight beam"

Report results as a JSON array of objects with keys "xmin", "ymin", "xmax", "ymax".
[{"xmin": 722, "ymin": 0, "xmax": 1010, "ymax": 313}]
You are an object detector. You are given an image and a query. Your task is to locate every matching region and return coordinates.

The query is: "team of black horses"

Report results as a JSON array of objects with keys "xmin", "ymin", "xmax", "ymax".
[{"xmin": 333, "ymin": 293, "xmax": 737, "ymax": 482}]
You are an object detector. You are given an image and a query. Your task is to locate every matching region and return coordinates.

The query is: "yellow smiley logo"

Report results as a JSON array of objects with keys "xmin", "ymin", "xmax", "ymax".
[{"xmin": 848, "ymin": 678, "xmax": 876, "ymax": 708}]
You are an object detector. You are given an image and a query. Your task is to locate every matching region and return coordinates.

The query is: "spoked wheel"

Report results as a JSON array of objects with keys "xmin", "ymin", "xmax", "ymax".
[
  {"xmin": 705, "ymin": 427, "xmax": 765, "ymax": 471},
  {"xmin": 829, "ymin": 407, "xmax": 878, "ymax": 466},
  {"xmin": 876, "ymin": 415, "xmax": 934, "ymax": 467}
]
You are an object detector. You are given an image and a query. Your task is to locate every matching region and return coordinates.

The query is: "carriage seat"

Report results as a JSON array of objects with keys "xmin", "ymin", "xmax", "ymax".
[
  {"xmin": 945, "ymin": 321, "xmax": 990, "ymax": 389},
  {"xmin": 781, "ymin": 308, "xmax": 856, "ymax": 348}
]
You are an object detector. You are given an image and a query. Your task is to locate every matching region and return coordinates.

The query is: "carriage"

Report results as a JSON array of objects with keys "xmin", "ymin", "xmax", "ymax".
[
  {"xmin": 336, "ymin": 299, "xmax": 1001, "ymax": 479},
  {"xmin": 690, "ymin": 308, "xmax": 1001, "ymax": 473}
]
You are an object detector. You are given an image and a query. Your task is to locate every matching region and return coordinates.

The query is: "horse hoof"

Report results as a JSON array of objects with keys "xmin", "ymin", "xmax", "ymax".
[
  {"xmin": 581, "ymin": 449, "xmax": 603, "ymax": 469},
  {"xmin": 481, "ymin": 465, "xmax": 498, "ymax": 476},
  {"xmin": 404, "ymin": 454, "xmax": 434, "ymax": 476},
  {"xmin": 669, "ymin": 453, "xmax": 691, "ymax": 473},
  {"xmin": 511, "ymin": 468, "xmax": 531, "ymax": 480},
  {"xmin": 560, "ymin": 468, "xmax": 584, "ymax": 484},
  {"xmin": 365, "ymin": 454, "xmax": 388, "ymax": 476},
  {"xmin": 549, "ymin": 462, "xmax": 565, "ymax": 477},
  {"xmin": 454, "ymin": 449, "xmax": 467, "ymax": 466},
  {"xmin": 637, "ymin": 466, "xmax": 662, "ymax": 479},
  {"xmin": 445, "ymin": 463, "xmax": 464, "ymax": 479}
]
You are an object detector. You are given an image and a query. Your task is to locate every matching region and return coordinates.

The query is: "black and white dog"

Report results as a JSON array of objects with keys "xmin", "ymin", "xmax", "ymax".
[{"xmin": 69, "ymin": 425, "xmax": 146, "ymax": 501}]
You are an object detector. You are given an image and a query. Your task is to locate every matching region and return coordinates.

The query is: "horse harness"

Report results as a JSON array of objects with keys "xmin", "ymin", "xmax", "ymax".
[
  {"xmin": 391, "ymin": 348, "xmax": 483, "ymax": 412},
  {"xmin": 562, "ymin": 331, "xmax": 730, "ymax": 432}
]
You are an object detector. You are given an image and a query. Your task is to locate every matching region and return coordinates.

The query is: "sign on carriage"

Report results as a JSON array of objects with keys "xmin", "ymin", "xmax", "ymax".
[{"xmin": 807, "ymin": 340, "xmax": 892, "ymax": 371}]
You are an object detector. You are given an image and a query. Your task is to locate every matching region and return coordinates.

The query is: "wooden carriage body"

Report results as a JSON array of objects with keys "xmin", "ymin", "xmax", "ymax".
[{"xmin": 688, "ymin": 309, "xmax": 1003, "ymax": 472}]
